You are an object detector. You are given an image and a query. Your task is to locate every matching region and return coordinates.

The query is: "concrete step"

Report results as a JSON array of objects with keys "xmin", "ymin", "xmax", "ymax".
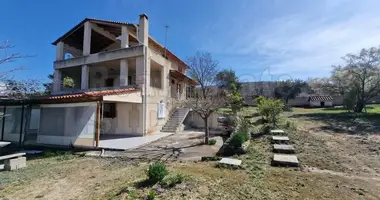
[{"xmin": 161, "ymin": 129, "xmax": 177, "ymax": 132}]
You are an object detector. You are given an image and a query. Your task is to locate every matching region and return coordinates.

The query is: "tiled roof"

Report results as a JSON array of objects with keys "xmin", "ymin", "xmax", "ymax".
[
  {"xmin": 308, "ymin": 95, "xmax": 333, "ymax": 102},
  {"xmin": 38, "ymin": 88, "xmax": 139, "ymax": 101}
]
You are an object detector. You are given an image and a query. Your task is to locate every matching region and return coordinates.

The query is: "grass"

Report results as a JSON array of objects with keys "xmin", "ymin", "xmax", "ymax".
[{"xmin": 1, "ymin": 106, "xmax": 380, "ymax": 199}]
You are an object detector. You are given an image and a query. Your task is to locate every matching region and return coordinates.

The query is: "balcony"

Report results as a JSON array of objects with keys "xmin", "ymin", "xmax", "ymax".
[{"xmin": 54, "ymin": 45, "xmax": 144, "ymax": 69}]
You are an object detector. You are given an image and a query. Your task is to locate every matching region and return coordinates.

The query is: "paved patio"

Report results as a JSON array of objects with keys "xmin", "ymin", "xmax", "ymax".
[
  {"xmin": 90, "ymin": 131, "xmax": 223, "ymax": 161},
  {"xmin": 98, "ymin": 132, "xmax": 173, "ymax": 150}
]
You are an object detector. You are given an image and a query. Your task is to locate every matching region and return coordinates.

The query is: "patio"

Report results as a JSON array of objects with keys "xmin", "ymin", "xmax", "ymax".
[{"xmin": 98, "ymin": 132, "xmax": 173, "ymax": 150}]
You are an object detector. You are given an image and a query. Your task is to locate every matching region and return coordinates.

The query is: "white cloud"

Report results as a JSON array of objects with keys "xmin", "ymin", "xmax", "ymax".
[{"xmin": 201, "ymin": 0, "xmax": 380, "ymax": 79}]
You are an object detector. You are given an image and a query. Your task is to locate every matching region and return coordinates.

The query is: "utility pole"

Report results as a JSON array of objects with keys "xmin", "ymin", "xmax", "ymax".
[{"xmin": 164, "ymin": 25, "xmax": 170, "ymax": 58}]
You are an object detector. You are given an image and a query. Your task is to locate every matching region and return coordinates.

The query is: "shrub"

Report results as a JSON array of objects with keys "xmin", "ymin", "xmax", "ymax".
[
  {"xmin": 161, "ymin": 173, "xmax": 185, "ymax": 188},
  {"xmin": 254, "ymin": 96, "xmax": 284, "ymax": 126},
  {"xmin": 147, "ymin": 162, "xmax": 169, "ymax": 183},
  {"xmin": 147, "ymin": 190, "xmax": 156, "ymax": 200},
  {"xmin": 285, "ymin": 120, "xmax": 297, "ymax": 130},
  {"xmin": 208, "ymin": 139, "xmax": 217, "ymax": 145},
  {"xmin": 229, "ymin": 133, "xmax": 246, "ymax": 148}
]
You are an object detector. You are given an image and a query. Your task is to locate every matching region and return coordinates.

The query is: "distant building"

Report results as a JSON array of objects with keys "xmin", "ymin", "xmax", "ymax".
[{"xmin": 308, "ymin": 95, "xmax": 333, "ymax": 107}]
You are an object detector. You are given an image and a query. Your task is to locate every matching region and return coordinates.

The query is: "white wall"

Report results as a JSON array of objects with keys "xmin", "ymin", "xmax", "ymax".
[
  {"xmin": 310, "ymin": 101, "xmax": 333, "ymax": 107},
  {"xmin": 183, "ymin": 111, "xmax": 221, "ymax": 129},
  {"xmin": 101, "ymin": 103, "xmax": 143, "ymax": 136}
]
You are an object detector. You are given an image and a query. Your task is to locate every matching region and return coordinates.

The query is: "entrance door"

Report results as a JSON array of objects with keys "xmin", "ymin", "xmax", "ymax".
[{"xmin": 320, "ymin": 101, "xmax": 325, "ymax": 107}]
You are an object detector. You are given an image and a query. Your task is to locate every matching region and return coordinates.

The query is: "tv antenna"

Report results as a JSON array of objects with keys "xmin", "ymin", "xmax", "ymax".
[{"xmin": 164, "ymin": 25, "xmax": 170, "ymax": 58}]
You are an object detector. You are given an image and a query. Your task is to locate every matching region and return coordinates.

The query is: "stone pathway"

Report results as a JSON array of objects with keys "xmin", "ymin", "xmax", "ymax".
[{"xmin": 271, "ymin": 129, "xmax": 300, "ymax": 167}]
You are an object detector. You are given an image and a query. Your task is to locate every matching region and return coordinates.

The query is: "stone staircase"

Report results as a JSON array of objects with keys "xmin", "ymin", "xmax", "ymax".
[{"xmin": 161, "ymin": 108, "xmax": 190, "ymax": 133}]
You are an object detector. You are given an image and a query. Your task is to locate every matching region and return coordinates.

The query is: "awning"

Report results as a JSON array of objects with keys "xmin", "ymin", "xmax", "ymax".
[
  {"xmin": 169, "ymin": 70, "xmax": 198, "ymax": 86},
  {"xmin": 36, "ymin": 88, "xmax": 140, "ymax": 104}
]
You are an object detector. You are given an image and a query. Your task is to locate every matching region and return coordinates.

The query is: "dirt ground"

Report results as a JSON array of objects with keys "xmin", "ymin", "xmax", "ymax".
[{"xmin": 1, "ymin": 112, "xmax": 380, "ymax": 199}]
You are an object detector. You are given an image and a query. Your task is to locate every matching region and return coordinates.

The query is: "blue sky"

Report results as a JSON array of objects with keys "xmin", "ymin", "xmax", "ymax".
[{"xmin": 1, "ymin": 0, "xmax": 380, "ymax": 83}]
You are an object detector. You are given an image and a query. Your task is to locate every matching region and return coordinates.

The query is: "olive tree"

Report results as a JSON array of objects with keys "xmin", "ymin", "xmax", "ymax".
[{"xmin": 334, "ymin": 47, "xmax": 380, "ymax": 112}]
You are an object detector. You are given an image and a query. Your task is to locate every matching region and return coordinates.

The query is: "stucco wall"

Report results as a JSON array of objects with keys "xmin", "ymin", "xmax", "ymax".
[
  {"xmin": 183, "ymin": 111, "xmax": 221, "ymax": 129},
  {"xmin": 101, "ymin": 103, "xmax": 143, "ymax": 136}
]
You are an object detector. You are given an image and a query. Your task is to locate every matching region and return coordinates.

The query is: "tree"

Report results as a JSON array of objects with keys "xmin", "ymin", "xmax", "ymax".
[
  {"xmin": 333, "ymin": 47, "xmax": 380, "ymax": 112},
  {"xmin": 228, "ymin": 83, "xmax": 244, "ymax": 113},
  {"xmin": 254, "ymin": 96, "xmax": 284, "ymax": 127},
  {"xmin": 216, "ymin": 69, "xmax": 241, "ymax": 90},
  {"xmin": 274, "ymin": 80, "xmax": 308, "ymax": 104},
  {"xmin": 184, "ymin": 52, "xmax": 226, "ymax": 144},
  {"xmin": 43, "ymin": 74, "xmax": 54, "ymax": 94},
  {"xmin": 43, "ymin": 74, "xmax": 75, "ymax": 94},
  {"xmin": 0, "ymin": 41, "xmax": 42, "ymax": 99}
]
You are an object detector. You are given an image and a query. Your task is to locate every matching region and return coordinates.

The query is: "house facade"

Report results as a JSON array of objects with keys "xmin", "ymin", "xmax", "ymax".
[{"xmin": 0, "ymin": 14, "xmax": 197, "ymax": 148}]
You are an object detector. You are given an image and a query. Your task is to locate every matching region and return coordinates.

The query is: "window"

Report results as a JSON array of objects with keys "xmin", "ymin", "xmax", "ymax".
[
  {"xmin": 128, "ymin": 75, "xmax": 132, "ymax": 85},
  {"xmin": 105, "ymin": 78, "xmax": 114, "ymax": 87},
  {"xmin": 103, "ymin": 103, "xmax": 117, "ymax": 118},
  {"xmin": 29, "ymin": 108, "xmax": 40, "ymax": 130}
]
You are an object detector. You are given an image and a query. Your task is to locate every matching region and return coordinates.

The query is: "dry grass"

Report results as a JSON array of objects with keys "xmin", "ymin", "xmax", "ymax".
[{"xmin": 1, "ymin": 109, "xmax": 380, "ymax": 199}]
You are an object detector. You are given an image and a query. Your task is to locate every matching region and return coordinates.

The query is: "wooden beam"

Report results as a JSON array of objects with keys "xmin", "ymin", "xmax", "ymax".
[
  {"xmin": 95, "ymin": 101, "xmax": 101, "ymax": 147},
  {"xmin": 19, "ymin": 105, "xmax": 25, "ymax": 146},
  {"xmin": 1, "ymin": 106, "xmax": 6, "ymax": 141},
  {"xmin": 91, "ymin": 23, "xmax": 117, "ymax": 41}
]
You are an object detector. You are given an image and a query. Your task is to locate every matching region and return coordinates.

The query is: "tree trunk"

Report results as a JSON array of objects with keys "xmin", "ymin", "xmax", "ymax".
[
  {"xmin": 204, "ymin": 118, "xmax": 209, "ymax": 144},
  {"xmin": 354, "ymin": 100, "xmax": 365, "ymax": 113}
]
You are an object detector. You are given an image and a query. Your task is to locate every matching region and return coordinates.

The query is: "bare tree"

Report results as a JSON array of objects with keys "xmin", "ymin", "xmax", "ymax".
[
  {"xmin": 183, "ymin": 52, "xmax": 226, "ymax": 144},
  {"xmin": 0, "ymin": 41, "xmax": 42, "ymax": 99}
]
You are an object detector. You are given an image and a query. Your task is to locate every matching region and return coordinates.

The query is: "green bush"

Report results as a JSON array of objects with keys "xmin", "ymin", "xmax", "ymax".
[
  {"xmin": 147, "ymin": 161, "xmax": 169, "ymax": 183},
  {"xmin": 229, "ymin": 133, "xmax": 246, "ymax": 148},
  {"xmin": 161, "ymin": 173, "xmax": 185, "ymax": 188},
  {"xmin": 285, "ymin": 120, "xmax": 297, "ymax": 130},
  {"xmin": 208, "ymin": 139, "xmax": 217, "ymax": 145},
  {"xmin": 147, "ymin": 190, "xmax": 156, "ymax": 200},
  {"xmin": 254, "ymin": 96, "xmax": 284, "ymax": 126}
]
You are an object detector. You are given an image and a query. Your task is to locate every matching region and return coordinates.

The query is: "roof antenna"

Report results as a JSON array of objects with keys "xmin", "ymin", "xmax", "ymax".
[{"xmin": 164, "ymin": 24, "xmax": 170, "ymax": 58}]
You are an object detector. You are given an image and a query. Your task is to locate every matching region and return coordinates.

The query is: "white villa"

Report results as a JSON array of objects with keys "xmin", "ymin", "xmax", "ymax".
[{"xmin": 0, "ymin": 14, "xmax": 197, "ymax": 149}]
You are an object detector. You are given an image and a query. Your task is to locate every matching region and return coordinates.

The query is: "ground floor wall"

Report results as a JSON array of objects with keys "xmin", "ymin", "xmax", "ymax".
[
  {"xmin": 37, "ymin": 102, "xmax": 96, "ymax": 147},
  {"xmin": 0, "ymin": 106, "xmax": 27, "ymax": 143},
  {"xmin": 101, "ymin": 102, "xmax": 143, "ymax": 136}
]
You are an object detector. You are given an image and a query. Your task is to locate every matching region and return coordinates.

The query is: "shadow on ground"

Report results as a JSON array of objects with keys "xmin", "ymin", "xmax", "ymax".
[{"xmin": 291, "ymin": 112, "xmax": 380, "ymax": 135}]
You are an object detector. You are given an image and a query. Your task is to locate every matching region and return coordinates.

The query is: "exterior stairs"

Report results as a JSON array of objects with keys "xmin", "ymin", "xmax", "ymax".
[{"xmin": 161, "ymin": 108, "xmax": 190, "ymax": 133}]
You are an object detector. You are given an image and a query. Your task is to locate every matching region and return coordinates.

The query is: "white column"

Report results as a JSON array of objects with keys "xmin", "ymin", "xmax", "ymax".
[
  {"xmin": 138, "ymin": 14, "xmax": 149, "ymax": 46},
  {"xmin": 56, "ymin": 42, "xmax": 65, "ymax": 61},
  {"xmin": 83, "ymin": 21, "xmax": 92, "ymax": 55},
  {"xmin": 53, "ymin": 69, "xmax": 62, "ymax": 93},
  {"xmin": 121, "ymin": 26, "xmax": 129, "ymax": 48},
  {"xmin": 120, "ymin": 59, "xmax": 129, "ymax": 86},
  {"xmin": 136, "ymin": 57, "xmax": 144, "ymax": 87},
  {"xmin": 81, "ymin": 65, "xmax": 89, "ymax": 89}
]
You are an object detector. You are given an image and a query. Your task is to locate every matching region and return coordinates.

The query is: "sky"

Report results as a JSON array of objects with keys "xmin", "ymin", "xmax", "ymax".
[{"xmin": 1, "ymin": 0, "xmax": 380, "ymax": 83}]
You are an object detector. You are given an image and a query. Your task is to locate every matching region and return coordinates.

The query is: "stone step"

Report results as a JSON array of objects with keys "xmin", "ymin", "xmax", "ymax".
[
  {"xmin": 271, "ymin": 154, "xmax": 299, "ymax": 167},
  {"xmin": 271, "ymin": 136, "xmax": 290, "ymax": 143},
  {"xmin": 273, "ymin": 144, "xmax": 295, "ymax": 154}
]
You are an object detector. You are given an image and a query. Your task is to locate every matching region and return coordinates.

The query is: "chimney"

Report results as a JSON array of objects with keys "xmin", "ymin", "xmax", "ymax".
[{"xmin": 138, "ymin": 14, "xmax": 149, "ymax": 46}]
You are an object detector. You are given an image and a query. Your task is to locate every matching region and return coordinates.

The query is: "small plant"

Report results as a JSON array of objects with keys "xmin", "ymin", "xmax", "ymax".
[
  {"xmin": 285, "ymin": 120, "xmax": 297, "ymax": 130},
  {"xmin": 147, "ymin": 190, "xmax": 156, "ymax": 200},
  {"xmin": 208, "ymin": 139, "xmax": 217, "ymax": 145},
  {"xmin": 229, "ymin": 133, "xmax": 246, "ymax": 148},
  {"xmin": 161, "ymin": 173, "xmax": 185, "ymax": 188},
  {"xmin": 147, "ymin": 161, "xmax": 169, "ymax": 183}
]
